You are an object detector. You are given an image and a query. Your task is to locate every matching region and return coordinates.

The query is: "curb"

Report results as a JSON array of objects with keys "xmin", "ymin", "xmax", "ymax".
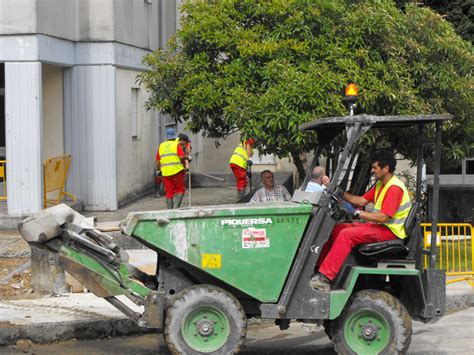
[
  {"xmin": 0, "ymin": 318, "xmax": 151, "ymax": 346},
  {"xmin": 445, "ymin": 291, "xmax": 474, "ymax": 311},
  {"xmin": 0, "ymin": 291, "xmax": 471, "ymax": 346}
]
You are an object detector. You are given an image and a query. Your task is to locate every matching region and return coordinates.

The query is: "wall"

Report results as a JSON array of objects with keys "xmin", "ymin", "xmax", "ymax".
[
  {"xmin": 201, "ymin": 133, "xmax": 240, "ymax": 173},
  {"xmin": 115, "ymin": 68, "xmax": 157, "ymax": 205},
  {"xmin": 427, "ymin": 185, "xmax": 474, "ymax": 223},
  {"xmin": 1, "ymin": 0, "xmax": 160, "ymax": 51},
  {"xmin": 41, "ymin": 64, "xmax": 64, "ymax": 161},
  {"xmin": 0, "ymin": 0, "xmax": 37, "ymax": 34},
  {"xmin": 76, "ymin": 0, "xmax": 114, "ymax": 42},
  {"xmin": 37, "ymin": 0, "xmax": 76, "ymax": 40},
  {"xmin": 114, "ymin": 0, "xmax": 159, "ymax": 50}
]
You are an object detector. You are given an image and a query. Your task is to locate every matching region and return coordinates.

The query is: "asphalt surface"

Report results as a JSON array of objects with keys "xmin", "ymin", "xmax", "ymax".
[{"xmin": 2, "ymin": 307, "xmax": 473, "ymax": 354}]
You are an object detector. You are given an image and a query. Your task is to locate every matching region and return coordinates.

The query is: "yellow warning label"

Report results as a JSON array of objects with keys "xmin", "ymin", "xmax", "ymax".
[{"xmin": 201, "ymin": 253, "xmax": 222, "ymax": 269}]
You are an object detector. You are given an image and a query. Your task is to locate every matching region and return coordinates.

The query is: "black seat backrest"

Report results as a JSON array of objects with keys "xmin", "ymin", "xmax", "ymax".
[
  {"xmin": 403, "ymin": 202, "xmax": 420, "ymax": 259},
  {"xmin": 403, "ymin": 202, "xmax": 419, "ymax": 237}
]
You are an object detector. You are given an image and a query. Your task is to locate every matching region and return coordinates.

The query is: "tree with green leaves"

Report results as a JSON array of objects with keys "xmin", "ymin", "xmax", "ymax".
[
  {"xmin": 139, "ymin": 0, "xmax": 473, "ymax": 191},
  {"xmin": 396, "ymin": 0, "xmax": 473, "ymax": 43}
]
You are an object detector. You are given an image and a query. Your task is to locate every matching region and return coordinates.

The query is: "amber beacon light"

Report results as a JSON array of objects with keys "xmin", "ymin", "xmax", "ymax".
[
  {"xmin": 343, "ymin": 82, "xmax": 359, "ymax": 116},
  {"xmin": 345, "ymin": 83, "xmax": 359, "ymax": 97}
]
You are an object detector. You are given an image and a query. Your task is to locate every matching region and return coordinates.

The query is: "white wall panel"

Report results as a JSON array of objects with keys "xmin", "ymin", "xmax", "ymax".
[
  {"xmin": 64, "ymin": 65, "xmax": 117, "ymax": 211},
  {"xmin": 5, "ymin": 62, "xmax": 43, "ymax": 216}
]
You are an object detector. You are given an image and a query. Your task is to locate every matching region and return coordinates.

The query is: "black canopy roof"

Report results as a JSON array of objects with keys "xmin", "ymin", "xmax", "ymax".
[
  {"xmin": 299, "ymin": 114, "xmax": 453, "ymax": 145},
  {"xmin": 299, "ymin": 113, "xmax": 453, "ymax": 132}
]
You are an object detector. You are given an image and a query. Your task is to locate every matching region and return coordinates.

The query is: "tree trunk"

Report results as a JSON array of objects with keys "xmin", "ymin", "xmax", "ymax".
[
  {"xmin": 339, "ymin": 150, "xmax": 358, "ymax": 191},
  {"xmin": 349, "ymin": 152, "xmax": 372, "ymax": 195},
  {"xmin": 291, "ymin": 151, "xmax": 306, "ymax": 184}
]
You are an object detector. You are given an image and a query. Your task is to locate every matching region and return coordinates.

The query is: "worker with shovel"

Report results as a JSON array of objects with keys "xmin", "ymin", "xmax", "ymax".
[
  {"xmin": 229, "ymin": 138, "xmax": 254, "ymax": 200},
  {"xmin": 156, "ymin": 127, "xmax": 189, "ymax": 209}
]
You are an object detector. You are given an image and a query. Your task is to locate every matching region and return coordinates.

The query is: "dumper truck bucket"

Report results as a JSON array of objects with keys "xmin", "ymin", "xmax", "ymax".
[{"xmin": 121, "ymin": 202, "xmax": 313, "ymax": 303}]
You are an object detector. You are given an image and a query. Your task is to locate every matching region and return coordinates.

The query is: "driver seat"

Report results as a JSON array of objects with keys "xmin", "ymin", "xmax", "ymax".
[{"xmin": 357, "ymin": 202, "xmax": 420, "ymax": 259}]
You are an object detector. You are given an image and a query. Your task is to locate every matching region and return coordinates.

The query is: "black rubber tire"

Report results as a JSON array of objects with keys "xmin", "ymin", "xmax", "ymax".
[
  {"xmin": 163, "ymin": 284, "xmax": 247, "ymax": 355},
  {"xmin": 332, "ymin": 289, "xmax": 412, "ymax": 355}
]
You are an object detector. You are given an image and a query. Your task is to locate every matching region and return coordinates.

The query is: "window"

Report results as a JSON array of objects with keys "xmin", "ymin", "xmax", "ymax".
[
  {"xmin": 426, "ymin": 158, "xmax": 462, "ymax": 175},
  {"xmin": 466, "ymin": 160, "xmax": 474, "ymax": 175},
  {"xmin": 131, "ymin": 88, "xmax": 139, "ymax": 139}
]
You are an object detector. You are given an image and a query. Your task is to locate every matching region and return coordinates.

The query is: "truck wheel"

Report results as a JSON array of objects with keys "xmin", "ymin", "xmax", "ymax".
[
  {"xmin": 164, "ymin": 284, "xmax": 247, "ymax": 354},
  {"xmin": 332, "ymin": 289, "xmax": 412, "ymax": 355}
]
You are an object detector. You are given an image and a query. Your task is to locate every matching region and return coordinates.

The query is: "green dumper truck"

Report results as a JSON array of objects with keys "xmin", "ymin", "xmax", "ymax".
[{"xmin": 19, "ymin": 113, "xmax": 451, "ymax": 354}]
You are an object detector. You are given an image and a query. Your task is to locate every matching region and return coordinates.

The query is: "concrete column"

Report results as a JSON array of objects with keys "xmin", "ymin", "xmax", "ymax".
[
  {"xmin": 30, "ymin": 246, "xmax": 66, "ymax": 294},
  {"xmin": 64, "ymin": 65, "xmax": 118, "ymax": 211},
  {"xmin": 5, "ymin": 62, "xmax": 43, "ymax": 216}
]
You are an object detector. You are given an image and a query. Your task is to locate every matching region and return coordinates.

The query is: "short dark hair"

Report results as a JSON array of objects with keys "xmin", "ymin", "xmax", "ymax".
[
  {"xmin": 178, "ymin": 133, "xmax": 190, "ymax": 143},
  {"xmin": 260, "ymin": 170, "xmax": 273, "ymax": 179},
  {"xmin": 372, "ymin": 151, "xmax": 396, "ymax": 172}
]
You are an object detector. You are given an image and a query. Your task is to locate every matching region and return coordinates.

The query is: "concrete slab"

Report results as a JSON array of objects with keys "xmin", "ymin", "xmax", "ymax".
[
  {"xmin": 0, "ymin": 200, "xmax": 83, "ymax": 231},
  {"xmin": 0, "ymin": 294, "xmax": 147, "ymax": 345}
]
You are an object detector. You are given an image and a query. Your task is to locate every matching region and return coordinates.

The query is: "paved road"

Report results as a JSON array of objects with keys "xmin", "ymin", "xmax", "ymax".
[{"xmin": 3, "ymin": 308, "xmax": 473, "ymax": 354}]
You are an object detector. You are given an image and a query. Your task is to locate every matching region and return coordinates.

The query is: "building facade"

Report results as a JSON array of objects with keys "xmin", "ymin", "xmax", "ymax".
[{"xmin": 0, "ymin": 0, "xmax": 185, "ymax": 215}]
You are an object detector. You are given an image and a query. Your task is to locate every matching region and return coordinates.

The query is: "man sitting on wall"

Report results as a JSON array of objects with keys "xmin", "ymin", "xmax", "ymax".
[{"xmin": 249, "ymin": 170, "xmax": 291, "ymax": 203}]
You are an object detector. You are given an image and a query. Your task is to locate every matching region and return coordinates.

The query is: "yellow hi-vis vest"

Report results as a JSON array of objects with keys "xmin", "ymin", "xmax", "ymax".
[
  {"xmin": 159, "ymin": 140, "xmax": 184, "ymax": 176},
  {"xmin": 373, "ymin": 175, "xmax": 412, "ymax": 239},
  {"xmin": 229, "ymin": 143, "xmax": 251, "ymax": 169}
]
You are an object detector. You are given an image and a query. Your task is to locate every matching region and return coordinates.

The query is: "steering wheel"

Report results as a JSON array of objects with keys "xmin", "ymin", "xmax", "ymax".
[{"xmin": 328, "ymin": 190, "xmax": 353, "ymax": 222}]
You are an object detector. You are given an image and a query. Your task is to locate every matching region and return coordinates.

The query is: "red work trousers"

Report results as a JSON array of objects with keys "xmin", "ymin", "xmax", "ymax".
[
  {"xmin": 230, "ymin": 164, "xmax": 247, "ymax": 192},
  {"xmin": 318, "ymin": 222, "xmax": 397, "ymax": 281},
  {"xmin": 163, "ymin": 170, "xmax": 186, "ymax": 199}
]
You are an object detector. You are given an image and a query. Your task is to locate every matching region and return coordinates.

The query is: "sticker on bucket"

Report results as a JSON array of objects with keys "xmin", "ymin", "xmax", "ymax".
[
  {"xmin": 201, "ymin": 253, "xmax": 222, "ymax": 269},
  {"xmin": 242, "ymin": 227, "xmax": 269, "ymax": 248}
]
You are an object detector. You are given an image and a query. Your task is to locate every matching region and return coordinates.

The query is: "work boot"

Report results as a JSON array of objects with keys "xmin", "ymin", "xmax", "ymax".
[
  {"xmin": 237, "ymin": 190, "xmax": 246, "ymax": 202},
  {"xmin": 174, "ymin": 193, "xmax": 184, "ymax": 209},
  {"xmin": 309, "ymin": 273, "xmax": 331, "ymax": 292},
  {"xmin": 166, "ymin": 198, "xmax": 174, "ymax": 209}
]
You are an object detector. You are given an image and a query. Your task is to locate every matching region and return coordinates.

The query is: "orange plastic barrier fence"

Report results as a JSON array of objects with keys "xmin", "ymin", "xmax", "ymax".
[
  {"xmin": 422, "ymin": 223, "xmax": 473, "ymax": 286},
  {"xmin": 44, "ymin": 154, "xmax": 77, "ymax": 208}
]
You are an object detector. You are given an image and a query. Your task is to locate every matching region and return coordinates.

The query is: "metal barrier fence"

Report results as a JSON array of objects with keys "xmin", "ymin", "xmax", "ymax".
[
  {"xmin": 422, "ymin": 223, "xmax": 473, "ymax": 285},
  {"xmin": 44, "ymin": 154, "xmax": 77, "ymax": 208},
  {"xmin": 0, "ymin": 160, "xmax": 6, "ymax": 201}
]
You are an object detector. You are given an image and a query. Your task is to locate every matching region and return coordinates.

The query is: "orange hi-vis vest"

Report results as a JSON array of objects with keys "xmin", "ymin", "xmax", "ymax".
[
  {"xmin": 229, "ymin": 142, "xmax": 252, "ymax": 169},
  {"xmin": 159, "ymin": 140, "xmax": 184, "ymax": 176}
]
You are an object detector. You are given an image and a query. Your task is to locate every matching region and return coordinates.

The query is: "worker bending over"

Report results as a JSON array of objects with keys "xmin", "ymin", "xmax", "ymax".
[{"xmin": 229, "ymin": 138, "xmax": 254, "ymax": 200}]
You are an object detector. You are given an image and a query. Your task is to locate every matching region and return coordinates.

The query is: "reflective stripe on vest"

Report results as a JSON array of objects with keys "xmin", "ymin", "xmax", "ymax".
[
  {"xmin": 229, "ymin": 144, "xmax": 250, "ymax": 169},
  {"xmin": 159, "ymin": 140, "xmax": 184, "ymax": 176},
  {"xmin": 373, "ymin": 175, "xmax": 411, "ymax": 239}
]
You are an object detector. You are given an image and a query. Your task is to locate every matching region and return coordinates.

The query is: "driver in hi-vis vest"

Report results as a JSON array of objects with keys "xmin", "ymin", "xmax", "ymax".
[
  {"xmin": 310, "ymin": 151, "xmax": 411, "ymax": 292},
  {"xmin": 229, "ymin": 138, "xmax": 254, "ymax": 200},
  {"xmin": 156, "ymin": 127, "xmax": 190, "ymax": 209}
]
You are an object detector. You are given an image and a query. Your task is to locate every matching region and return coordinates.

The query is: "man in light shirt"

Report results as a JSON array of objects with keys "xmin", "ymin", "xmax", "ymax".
[
  {"xmin": 305, "ymin": 166, "xmax": 330, "ymax": 192},
  {"xmin": 249, "ymin": 170, "xmax": 291, "ymax": 203}
]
